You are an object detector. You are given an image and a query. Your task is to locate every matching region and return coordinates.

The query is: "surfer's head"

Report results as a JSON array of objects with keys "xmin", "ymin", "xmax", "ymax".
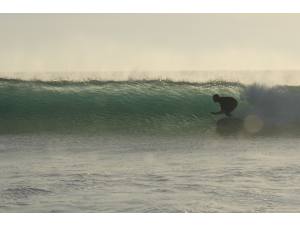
[{"xmin": 213, "ymin": 94, "xmax": 220, "ymax": 102}]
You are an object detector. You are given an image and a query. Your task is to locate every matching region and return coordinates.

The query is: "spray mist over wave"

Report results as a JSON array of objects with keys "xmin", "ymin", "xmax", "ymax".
[{"xmin": 1, "ymin": 70, "xmax": 300, "ymax": 85}]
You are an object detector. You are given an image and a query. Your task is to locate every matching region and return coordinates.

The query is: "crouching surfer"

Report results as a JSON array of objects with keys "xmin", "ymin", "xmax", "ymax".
[{"xmin": 211, "ymin": 94, "xmax": 238, "ymax": 117}]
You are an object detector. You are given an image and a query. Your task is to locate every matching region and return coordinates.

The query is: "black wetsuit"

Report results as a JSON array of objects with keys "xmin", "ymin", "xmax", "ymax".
[{"xmin": 218, "ymin": 97, "xmax": 238, "ymax": 116}]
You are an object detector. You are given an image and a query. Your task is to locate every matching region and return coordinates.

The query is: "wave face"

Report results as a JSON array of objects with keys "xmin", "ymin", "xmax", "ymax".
[{"xmin": 0, "ymin": 78, "xmax": 300, "ymax": 135}]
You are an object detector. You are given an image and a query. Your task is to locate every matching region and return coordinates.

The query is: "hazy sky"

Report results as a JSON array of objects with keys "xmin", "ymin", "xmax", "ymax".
[{"xmin": 0, "ymin": 14, "xmax": 300, "ymax": 72}]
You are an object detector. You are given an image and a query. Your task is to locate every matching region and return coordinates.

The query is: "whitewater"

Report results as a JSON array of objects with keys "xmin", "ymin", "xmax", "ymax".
[{"xmin": 1, "ymin": 71, "xmax": 300, "ymax": 212}]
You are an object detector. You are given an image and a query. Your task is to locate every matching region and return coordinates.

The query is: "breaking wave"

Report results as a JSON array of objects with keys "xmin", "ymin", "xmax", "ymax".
[{"xmin": 0, "ymin": 78, "xmax": 299, "ymax": 135}]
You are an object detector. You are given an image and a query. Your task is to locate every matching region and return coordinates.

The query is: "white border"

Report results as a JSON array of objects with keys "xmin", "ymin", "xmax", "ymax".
[
  {"xmin": 1, "ymin": 0, "xmax": 300, "ymax": 13},
  {"xmin": 1, "ymin": 213, "xmax": 300, "ymax": 225}
]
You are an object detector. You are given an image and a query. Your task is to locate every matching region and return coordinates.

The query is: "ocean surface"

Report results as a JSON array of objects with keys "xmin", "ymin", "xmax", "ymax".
[{"xmin": 0, "ymin": 73, "xmax": 300, "ymax": 212}]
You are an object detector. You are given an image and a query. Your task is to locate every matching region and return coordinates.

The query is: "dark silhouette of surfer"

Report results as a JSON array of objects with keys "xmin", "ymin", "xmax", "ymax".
[{"xmin": 211, "ymin": 94, "xmax": 238, "ymax": 117}]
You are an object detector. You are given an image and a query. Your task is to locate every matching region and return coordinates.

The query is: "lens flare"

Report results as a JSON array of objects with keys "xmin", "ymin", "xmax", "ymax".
[{"xmin": 244, "ymin": 115, "xmax": 264, "ymax": 134}]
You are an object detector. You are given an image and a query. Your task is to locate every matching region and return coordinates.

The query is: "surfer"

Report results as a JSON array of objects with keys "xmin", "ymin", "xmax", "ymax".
[{"xmin": 211, "ymin": 94, "xmax": 238, "ymax": 117}]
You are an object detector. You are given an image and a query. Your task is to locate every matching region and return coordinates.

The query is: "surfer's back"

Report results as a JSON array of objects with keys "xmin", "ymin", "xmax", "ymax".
[{"xmin": 219, "ymin": 96, "xmax": 238, "ymax": 111}]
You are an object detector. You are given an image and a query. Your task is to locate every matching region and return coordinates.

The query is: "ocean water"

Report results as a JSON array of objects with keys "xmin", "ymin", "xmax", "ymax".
[{"xmin": 0, "ymin": 73, "xmax": 300, "ymax": 212}]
